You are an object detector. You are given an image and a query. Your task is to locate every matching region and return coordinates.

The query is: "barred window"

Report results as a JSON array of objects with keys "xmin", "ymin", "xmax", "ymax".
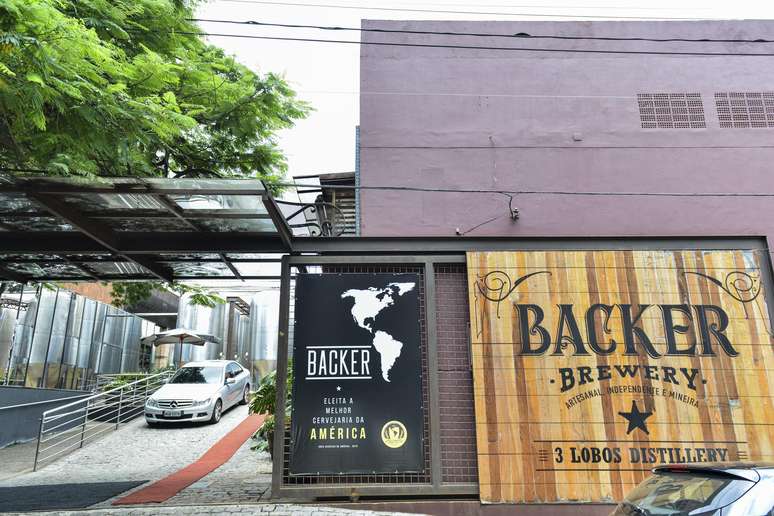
[
  {"xmin": 715, "ymin": 92, "xmax": 774, "ymax": 128},
  {"xmin": 637, "ymin": 93, "xmax": 706, "ymax": 129}
]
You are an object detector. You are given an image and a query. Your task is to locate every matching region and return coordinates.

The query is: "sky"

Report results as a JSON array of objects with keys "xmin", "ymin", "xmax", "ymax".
[
  {"xmin": 189, "ymin": 0, "xmax": 774, "ymax": 288},
  {"xmin": 195, "ymin": 0, "xmax": 774, "ymax": 185}
]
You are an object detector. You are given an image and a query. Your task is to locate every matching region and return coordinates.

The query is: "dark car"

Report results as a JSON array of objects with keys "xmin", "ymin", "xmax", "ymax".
[{"xmin": 611, "ymin": 463, "xmax": 774, "ymax": 515}]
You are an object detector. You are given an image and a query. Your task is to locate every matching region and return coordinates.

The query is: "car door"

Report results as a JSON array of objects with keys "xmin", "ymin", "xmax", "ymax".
[
  {"xmin": 224, "ymin": 363, "xmax": 239, "ymax": 407},
  {"xmin": 220, "ymin": 364, "xmax": 231, "ymax": 410},
  {"xmin": 231, "ymin": 363, "xmax": 247, "ymax": 404},
  {"xmin": 239, "ymin": 363, "xmax": 248, "ymax": 387}
]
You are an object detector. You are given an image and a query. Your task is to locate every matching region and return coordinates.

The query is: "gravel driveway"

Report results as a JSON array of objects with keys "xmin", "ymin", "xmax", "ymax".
[{"xmin": 0, "ymin": 404, "xmax": 249, "ymax": 488}]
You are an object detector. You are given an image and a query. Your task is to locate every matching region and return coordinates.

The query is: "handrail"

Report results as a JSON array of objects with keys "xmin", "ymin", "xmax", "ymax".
[
  {"xmin": 84, "ymin": 372, "xmax": 165, "ymax": 393},
  {"xmin": 0, "ymin": 394, "xmax": 90, "ymax": 412},
  {"xmin": 33, "ymin": 369, "xmax": 174, "ymax": 471},
  {"xmin": 42, "ymin": 371, "xmax": 171, "ymax": 417}
]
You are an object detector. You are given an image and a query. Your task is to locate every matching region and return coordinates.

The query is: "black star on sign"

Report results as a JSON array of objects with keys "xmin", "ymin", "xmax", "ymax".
[{"xmin": 618, "ymin": 400, "xmax": 654, "ymax": 435}]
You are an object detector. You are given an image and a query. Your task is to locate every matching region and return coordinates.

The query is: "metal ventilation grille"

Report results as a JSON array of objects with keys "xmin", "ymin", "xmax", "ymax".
[
  {"xmin": 637, "ymin": 93, "xmax": 706, "ymax": 129},
  {"xmin": 434, "ymin": 264, "xmax": 479, "ymax": 484},
  {"xmin": 715, "ymin": 92, "xmax": 774, "ymax": 128}
]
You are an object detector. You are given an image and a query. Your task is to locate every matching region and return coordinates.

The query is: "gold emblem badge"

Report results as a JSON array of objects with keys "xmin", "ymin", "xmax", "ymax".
[{"xmin": 381, "ymin": 420, "xmax": 408, "ymax": 448}]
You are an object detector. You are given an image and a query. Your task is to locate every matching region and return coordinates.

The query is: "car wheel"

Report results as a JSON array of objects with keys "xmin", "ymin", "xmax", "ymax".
[
  {"xmin": 240, "ymin": 385, "xmax": 250, "ymax": 405},
  {"xmin": 210, "ymin": 399, "xmax": 222, "ymax": 424}
]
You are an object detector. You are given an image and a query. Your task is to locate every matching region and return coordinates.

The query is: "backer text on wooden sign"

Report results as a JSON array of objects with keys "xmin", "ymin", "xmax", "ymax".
[{"xmin": 466, "ymin": 249, "xmax": 774, "ymax": 503}]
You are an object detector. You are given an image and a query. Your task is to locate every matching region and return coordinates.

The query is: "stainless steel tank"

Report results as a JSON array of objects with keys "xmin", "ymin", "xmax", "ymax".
[
  {"xmin": 168, "ymin": 293, "xmax": 227, "ymax": 367},
  {"xmin": 165, "ymin": 289, "xmax": 279, "ymax": 386},
  {"xmin": 4, "ymin": 287, "xmax": 157, "ymax": 389},
  {"xmin": 247, "ymin": 290, "xmax": 279, "ymax": 384}
]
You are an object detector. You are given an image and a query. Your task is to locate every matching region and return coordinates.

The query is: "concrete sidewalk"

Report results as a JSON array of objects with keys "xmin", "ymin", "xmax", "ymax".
[
  {"xmin": 1, "ymin": 405, "xmax": 249, "ymax": 489},
  {"xmin": 0, "ymin": 406, "xmax": 429, "ymax": 516},
  {"xmin": 3, "ymin": 504, "xmax": 423, "ymax": 515},
  {"xmin": 0, "ymin": 405, "xmax": 258, "ymax": 512},
  {"xmin": 0, "ymin": 440, "xmax": 37, "ymax": 481}
]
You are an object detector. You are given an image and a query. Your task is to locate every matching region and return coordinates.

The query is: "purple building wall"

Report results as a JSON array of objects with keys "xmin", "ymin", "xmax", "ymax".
[{"xmin": 359, "ymin": 20, "xmax": 774, "ymax": 245}]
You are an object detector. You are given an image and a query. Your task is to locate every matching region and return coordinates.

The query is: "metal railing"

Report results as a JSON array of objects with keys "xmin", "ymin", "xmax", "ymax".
[
  {"xmin": 86, "ymin": 372, "xmax": 159, "ymax": 393},
  {"xmin": 33, "ymin": 369, "xmax": 175, "ymax": 471}
]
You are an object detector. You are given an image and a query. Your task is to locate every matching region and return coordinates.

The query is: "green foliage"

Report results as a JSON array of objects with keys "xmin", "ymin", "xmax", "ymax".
[
  {"xmin": 0, "ymin": 0, "xmax": 309, "ymax": 305},
  {"xmin": 110, "ymin": 281, "xmax": 225, "ymax": 309},
  {"xmin": 251, "ymin": 413, "xmax": 275, "ymax": 453},
  {"xmin": 101, "ymin": 365, "xmax": 175, "ymax": 391},
  {"xmin": 102, "ymin": 374, "xmax": 141, "ymax": 391},
  {"xmin": 109, "ymin": 281, "xmax": 157, "ymax": 308},
  {"xmin": 173, "ymin": 283, "xmax": 226, "ymax": 308},
  {"xmin": 249, "ymin": 361, "xmax": 293, "ymax": 416},
  {"xmin": 0, "ymin": 0, "xmax": 309, "ymax": 180},
  {"xmin": 250, "ymin": 361, "xmax": 292, "ymax": 455}
]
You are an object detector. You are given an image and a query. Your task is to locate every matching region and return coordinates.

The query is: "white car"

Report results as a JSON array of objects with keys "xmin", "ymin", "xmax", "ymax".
[{"xmin": 145, "ymin": 360, "xmax": 250, "ymax": 425}]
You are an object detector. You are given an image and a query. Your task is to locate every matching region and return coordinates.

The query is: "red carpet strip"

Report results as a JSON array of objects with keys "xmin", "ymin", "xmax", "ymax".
[{"xmin": 113, "ymin": 413, "xmax": 265, "ymax": 505}]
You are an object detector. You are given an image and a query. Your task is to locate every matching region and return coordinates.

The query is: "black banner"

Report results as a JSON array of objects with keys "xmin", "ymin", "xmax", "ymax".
[{"xmin": 290, "ymin": 273, "xmax": 424, "ymax": 475}]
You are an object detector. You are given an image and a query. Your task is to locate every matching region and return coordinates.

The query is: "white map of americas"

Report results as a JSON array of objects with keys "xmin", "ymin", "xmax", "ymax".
[{"xmin": 341, "ymin": 282, "xmax": 415, "ymax": 381}]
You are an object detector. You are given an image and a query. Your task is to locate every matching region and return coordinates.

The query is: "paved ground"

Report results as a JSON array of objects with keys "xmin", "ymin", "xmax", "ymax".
[
  {"xmin": 3, "ymin": 505, "xmax": 421, "ymax": 515},
  {"xmin": 0, "ymin": 440, "xmax": 37, "ymax": 481},
  {"xmin": 0, "ymin": 404, "xmax": 249, "ymax": 488},
  {"xmin": 0, "ymin": 482, "xmax": 145, "ymax": 513},
  {"xmin": 160, "ymin": 434, "xmax": 272, "ymax": 505},
  {"xmin": 0, "ymin": 404, "xmax": 426, "ymax": 516},
  {"xmin": 101, "ymin": 413, "xmax": 272, "ymax": 507}
]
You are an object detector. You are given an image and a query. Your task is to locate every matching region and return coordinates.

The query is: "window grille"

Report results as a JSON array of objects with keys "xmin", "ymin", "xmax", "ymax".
[
  {"xmin": 435, "ymin": 264, "xmax": 478, "ymax": 484},
  {"xmin": 715, "ymin": 92, "xmax": 774, "ymax": 128},
  {"xmin": 637, "ymin": 93, "xmax": 706, "ymax": 129}
]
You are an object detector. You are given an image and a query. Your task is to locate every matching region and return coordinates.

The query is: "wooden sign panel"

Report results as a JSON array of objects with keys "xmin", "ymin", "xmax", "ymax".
[{"xmin": 467, "ymin": 250, "xmax": 774, "ymax": 503}]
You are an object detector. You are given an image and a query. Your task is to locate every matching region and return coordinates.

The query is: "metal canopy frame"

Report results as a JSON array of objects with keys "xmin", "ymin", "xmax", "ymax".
[{"xmin": 0, "ymin": 177, "xmax": 292, "ymax": 282}]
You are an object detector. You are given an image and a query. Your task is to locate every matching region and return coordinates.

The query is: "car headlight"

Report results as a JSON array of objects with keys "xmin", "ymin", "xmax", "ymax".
[
  {"xmin": 192, "ymin": 398, "xmax": 211, "ymax": 407},
  {"xmin": 146, "ymin": 398, "xmax": 159, "ymax": 408}
]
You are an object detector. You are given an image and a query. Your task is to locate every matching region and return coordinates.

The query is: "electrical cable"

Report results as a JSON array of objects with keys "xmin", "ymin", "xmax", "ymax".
[
  {"xmin": 216, "ymin": 0, "xmax": 702, "ymax": 12},
  {"xmin": 302, "ymin": 91, "xmax": 636, "ymax": 98},
  {"xmin": 275, "ymin": 181, "xmax": 774, "ymax": 198},
  {"xmin": 458, "ymin": 213, "xmax": 509, "ymax": 235},
  {"xmin": 5, "ymin": 169, "xmax": 774, "ymax": 254},
  {"xmin": 191, "ymin": 18, "xmax": 774, "ymax": 44},
  {"xmin": 5, "ymin": 167, "xmax": 774, "ymax": 198},
  {"xmin": 165, "ymin": 31, "xmax": 774, "ymax": 56},
  {"xmin": 211, "ymin": 0, "xmax": 700, "ymax": 20}
]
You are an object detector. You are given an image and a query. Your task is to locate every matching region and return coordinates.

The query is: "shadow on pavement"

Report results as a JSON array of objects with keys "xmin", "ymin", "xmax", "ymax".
[{"xmin": 0, "ymin": 481, "xmax": 147, "ymax": 512}]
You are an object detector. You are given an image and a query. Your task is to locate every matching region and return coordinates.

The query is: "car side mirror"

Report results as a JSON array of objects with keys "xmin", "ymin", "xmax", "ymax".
[{"xmin": 226, "ymin": 377, "xmax": 236, "ymax": 385}]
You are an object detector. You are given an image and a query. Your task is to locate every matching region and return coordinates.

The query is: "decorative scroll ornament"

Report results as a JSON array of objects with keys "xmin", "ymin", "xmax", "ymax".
[
  {"xmin": 473, "ymin": 270, "xmax": 551, "ymax": 337},
  {"xmin": 683, "ymin": 270, "xmax": 774, "ymax": 336},
  {"xmin": 275, "ymin": 199, "xmax": 346, "ymax": 237},
  {"xmin": 683, "ymin": 271, "xmax": 760, "ymax": 303}
]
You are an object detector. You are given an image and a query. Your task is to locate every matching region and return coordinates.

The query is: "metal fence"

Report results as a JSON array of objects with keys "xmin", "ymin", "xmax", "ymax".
[
  {"xmin": 282, "ymin": 264, "xmax": 431, "ymax": 487},
  {"xmin": 435, "ymin": 264, "xmax": 478, "ymax": 484},
  {"xmin": 272, "ymin": 255, "xmax": 478, "ymax": 499},
  {"xmin": 85, "ymin": 372, "xmax": 163, "ymax": 393},
  {"xmin": 33, "ymin": 369, "xmax": 174, "ymax": 471}
]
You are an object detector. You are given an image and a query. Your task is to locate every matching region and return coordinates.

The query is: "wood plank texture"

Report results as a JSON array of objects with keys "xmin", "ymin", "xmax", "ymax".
[{"xmin": 466, "ymin": 250, "xmax": 774, "ymax": 503}]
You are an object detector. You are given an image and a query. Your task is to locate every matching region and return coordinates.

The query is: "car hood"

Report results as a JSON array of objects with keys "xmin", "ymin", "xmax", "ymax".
[{"xmin": 152, "ymin": 383, "xmax": 221, "ymax": 400}]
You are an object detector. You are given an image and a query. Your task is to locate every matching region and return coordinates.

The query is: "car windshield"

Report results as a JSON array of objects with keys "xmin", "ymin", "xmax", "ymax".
[
  {"xmin": 612, "ymin": 472, "xmax": 754, "ymax": 516},
  {"xmin": 169, "ymin": 366, "xmax": 222, "ymax": 384}
]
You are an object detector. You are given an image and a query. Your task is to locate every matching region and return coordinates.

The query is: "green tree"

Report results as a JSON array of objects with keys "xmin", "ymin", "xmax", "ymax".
[
  {"xmin": 0, "ymin": 0, "xmax": 308, "ymax": 304},
  {"xmin": 0, "ymin": 0, "xmax": 308, "ymax": 180}
]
